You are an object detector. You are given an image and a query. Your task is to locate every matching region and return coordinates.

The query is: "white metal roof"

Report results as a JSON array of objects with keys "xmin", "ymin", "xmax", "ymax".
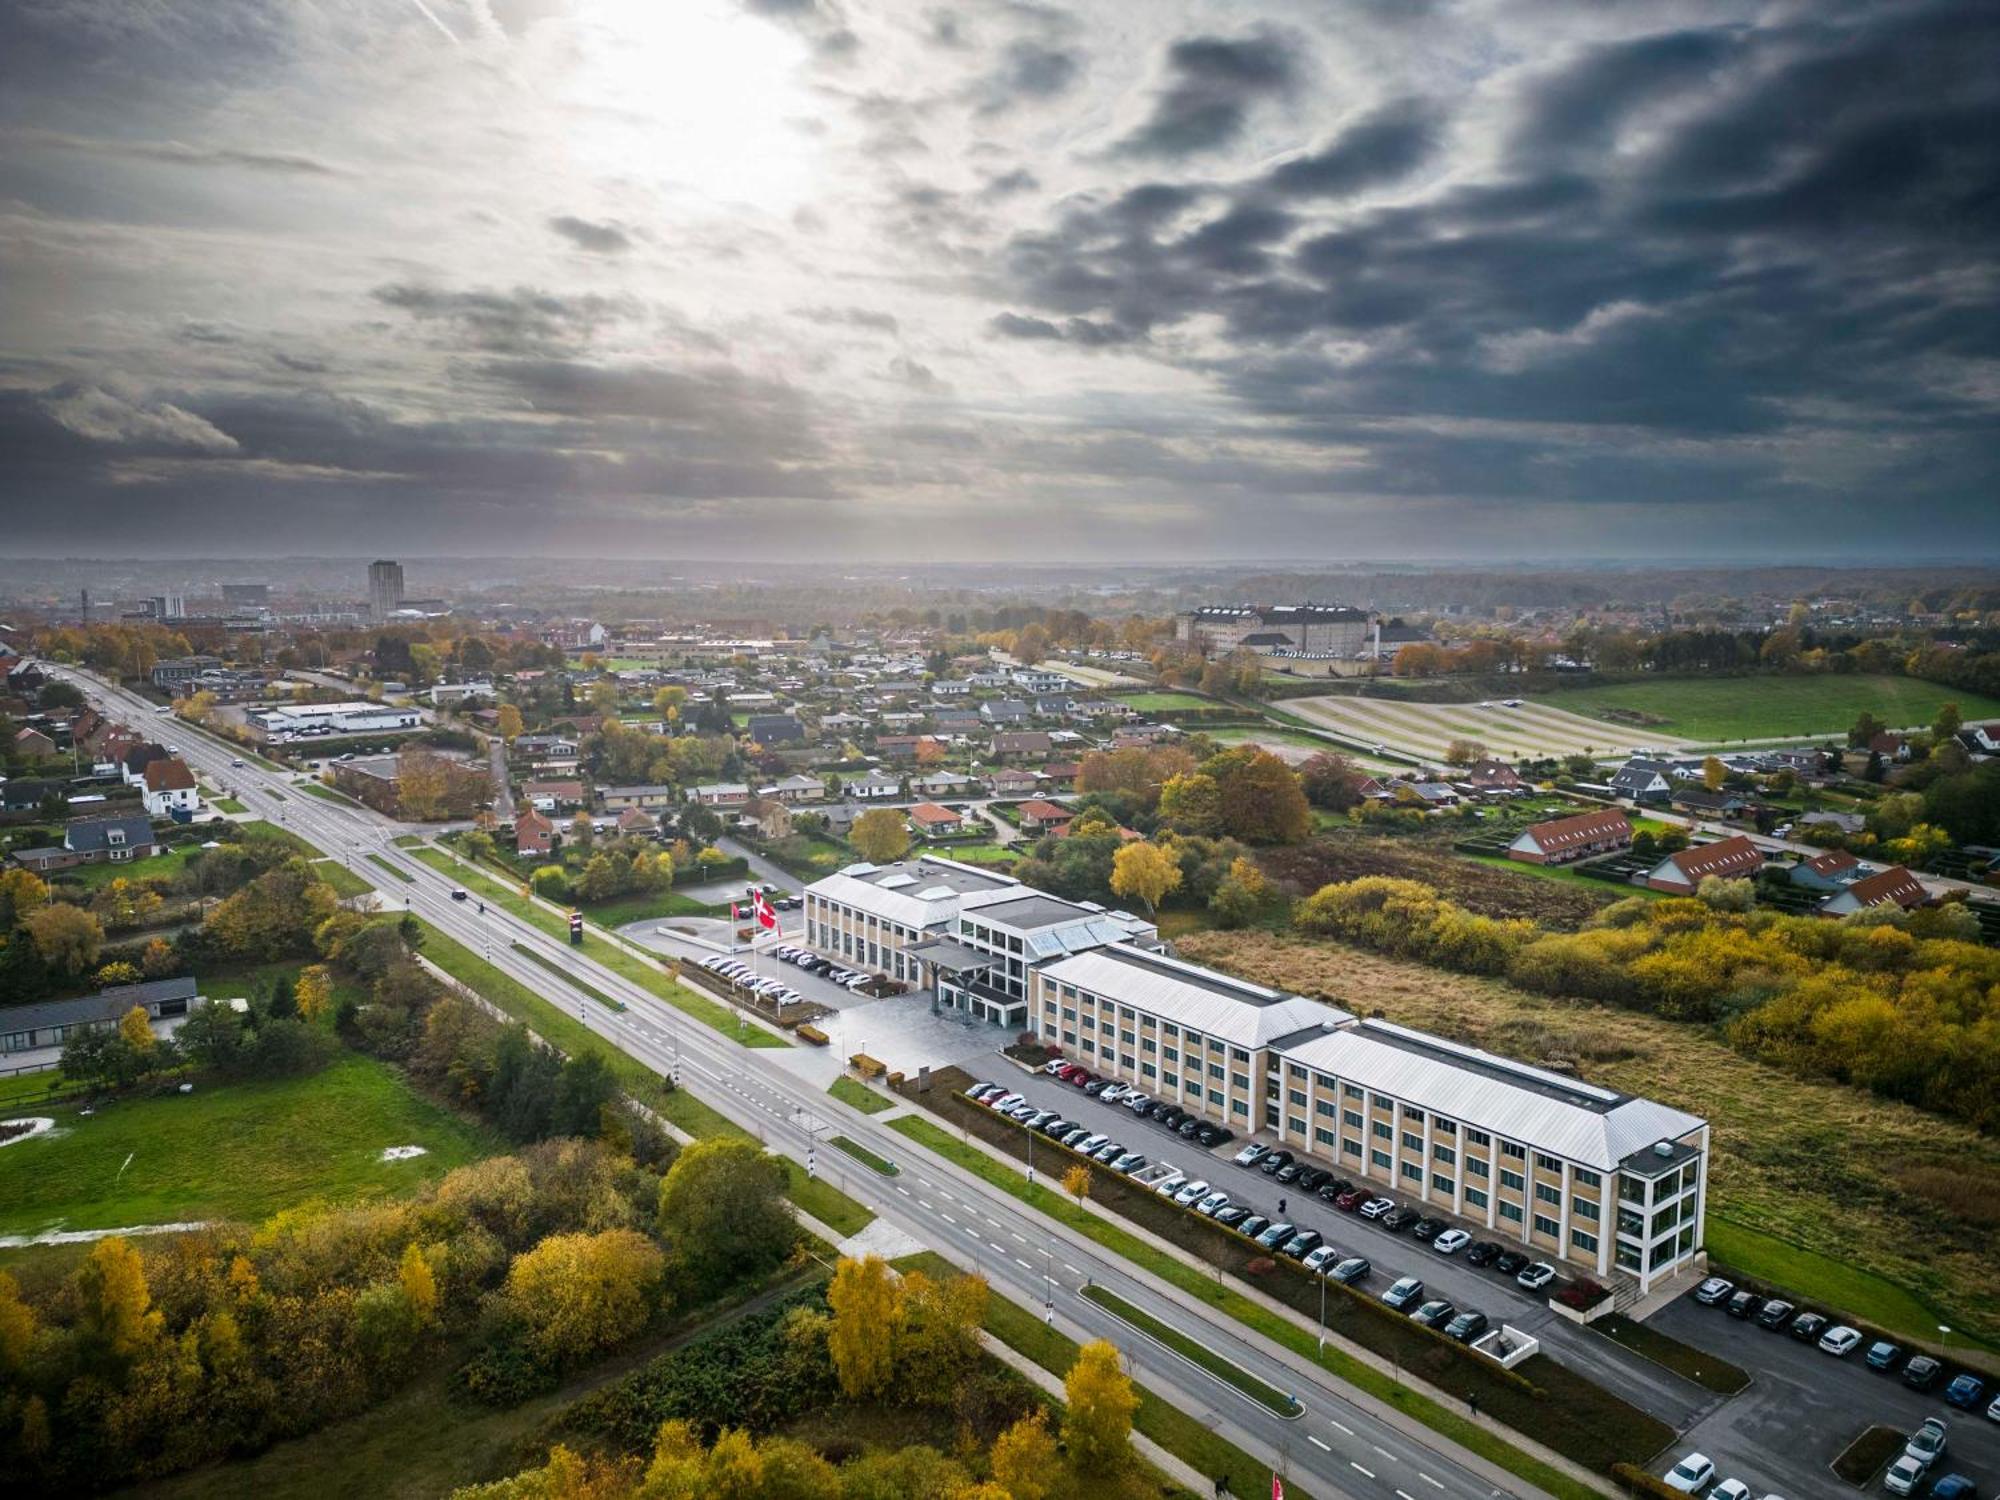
[
  {"xmin": 1039, "ymin": 944, "xmax": 1345, "ymax": 1050},
  {"xmin": 1276, "ymin": 1020, "xmax": 1705, "ymax": 1170}
]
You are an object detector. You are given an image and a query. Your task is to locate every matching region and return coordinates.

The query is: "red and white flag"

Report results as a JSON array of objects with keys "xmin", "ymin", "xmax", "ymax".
[
  {"xmin": 750, "ymin": 888, "xmax": 778, "ymax": 931},
  {"xmin": 1271, "ymin": 1475, "xmax": 1283, "ymax": 1500}
]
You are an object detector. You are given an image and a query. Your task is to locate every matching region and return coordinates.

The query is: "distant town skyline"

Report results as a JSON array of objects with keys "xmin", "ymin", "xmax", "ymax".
[{"xmin": 1, "ymin": 0, "xmax": 1995, "ymax": 560}]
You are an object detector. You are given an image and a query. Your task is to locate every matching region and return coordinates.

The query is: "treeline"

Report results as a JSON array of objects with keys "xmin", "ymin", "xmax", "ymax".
[
  {"xmin": 1295, "ymin": 877, "xmax": 2000, "ymax": 1132},
  {"xmin": 479, "ymin": 1260, "xmax": 1153, "ymax": 1500},
  {"xmin": 0, "ymin": 1125, "xmax": 803, "ymax": 1490}
]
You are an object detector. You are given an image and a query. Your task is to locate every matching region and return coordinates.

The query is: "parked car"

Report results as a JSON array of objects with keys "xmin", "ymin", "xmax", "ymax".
[
  {"xmin": 1091, "ymin": 1141, "xmax": 1123, "ymax": 1163},
  {"xmin": 1432, "ymin": 1229, "xmax": 1472, "ymax": 1255},
  {"xmin": 1112, "ymin": 1153, "xmax": 1147, "ymax": 1174},
  {"xmin": 1335, "ymin": 1187, "xmax": 1369, "ymax": 1211},
  {"xmin": 1464, "ymin": 1240, "xmax": 1501, "ymax": 1267},
  {"xmin": 1358, "ymin": 1197, "xmax": 1395, "ymax": 1220},
  {"xmin": 1328, "ymin": 1257, "xmax": 1371, "ymax": 1285},
  {"xmin": 1820, "ymin": 1326, "xmax": 1863, "ymax": 1357},
  {"xmin": 1725, "ymin": 1290, "xmax": 1763, "ymax": 1319},
  {"xmin": 1903, "ymin": 1355, "xmax": 1943, "ymax": 1391},
  {"xmin": 1755, "ymin": 1299, "xmax": 1797, "ymax": 1331},
  {"xmin": 1883, "ymin": 1453, "xmax": 1930, "ymax": 1496},
  {"xmin": 1382, "ymin": 1207, "xmax": 1421, "ymax": 1233},
  {"xmin": 1177, "ymin": 1119, "xmax": 1203, "ymax": 1139},
  {"xmin": 1237, "ymin": 1215, "xmax": 1270, "ymax": 1241},
  {"xmin": 1987, "ymin": 1390, "xmax": 2000, "ymax": 1423},
  {"xmin": 1945, "ymin": 1374, "xmax": 1988, "ymax": 1411},
  {"xmin": 1382, "ymin": 1276, "xmax": 1425, "ymax": 1311},
  {"xmin": 1059, "ymin": 1127, "xmax": 1092, "ymax": 1147},
  {"xmin": 1077, "ymin": 1133, "xmax": 1108, "ymax": 1155},
  {"xmin": 1082, "ymin": 1079, "xmax": 1109, "ymax": 1096},
  {"xmin": 1039, "ymin": 1117, "xmax": 1073, "ymax": 1136},
  {"xmin": 1254, "ymin": 1221, "xmax": 1296, "ymax": 1250},
  {"xmin": 1259, "ymin": 1151, "xmax": 1295, "ymax": 1176},
  {"xmin": 1232, "ymin": 1143, "xmax": 1271, "ymax": 1168},
  {"xmin": 1905, "ymin": 1417, "xmax": 1947, "ymax": 1467},
  {"xmin": 1411, "ymin": 1217, "xmax": 1445, "ymax": 1242},
  {"xmin": 1708, "ymin": 1481, "xmax": 1753, "ymax": 1500},
  {"xmin": 1662, "ymin": 1454, "xmax": 1715, "ymax": 1493},
  {"xmin": 1866, "ymin": 1341, "xmax": 1905, "ymax": 1372},
  {"xmin": 1317, "ymin": 1178, "xmax": 1353, "ymax": 1203},
  {"xmin": 1172, "ymin": 1179, "xmax": 1210, "ymax": 1207},
  {"xmin": 1273, "ymin": 1160, "xmax": 1302, "ymax": 1183},
  {"xmin": 1409, "ymin": 1299, "xmax": 1455, "ymax": 1329},
  {"xmin": 1516, "ymin": 1262, "xmax": 1556, "ymax": 1292},
  {"xmin": 1281, "ymin": 1230, "xmax": 1323, "ymax": 1261},
  {"xmin": 994, "ymin": 1094, "xmax": 1025, "ymax": 1113},
  {"xmin": 1492, "ymin": 1250, "xmax": 1529, "ymax": 1277},
  {"xmin": 1925, "ymin": 1476, "xmax": 1976, "ymax": 1500},
  {"xmin": 1788, "ymin": 1312, "xmax": 1830, "ymax": 1344},
  {"xmin": 1098, "ymin": 1084, "xmax": 1128, "ymax": 1104},
  {"xmin": 1297, "ymin": 1167, "xmax": 1331, "ymax": 1193},
  {"xmin": 1445, "ymin": 1310, "xmax": 1490, "ymax": 1344},
  {"xmin": 1195, "ymin": 1124, "xmax": 1231, "ymax": 1147},
  {"xmin": 1023, "ymin": 1110, "xmax": 1057, "ymax": 1130},
  {"xmin": 1213, "ymin": 1206, "xmax": 1251, "ymax": 1228}
]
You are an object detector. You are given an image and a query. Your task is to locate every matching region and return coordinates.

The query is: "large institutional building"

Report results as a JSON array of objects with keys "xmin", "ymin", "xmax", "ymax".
[
  {"xmin": 1174, "ymin": 603, "xmax": 1374, "ymax": 657},
  {"xmin": 803, "ymin": 857, "xmax": 1710, "ymax": 1297}
]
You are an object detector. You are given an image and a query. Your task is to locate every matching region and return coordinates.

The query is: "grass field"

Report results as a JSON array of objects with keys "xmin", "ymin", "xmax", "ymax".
[
  {"xmin": 51, "ymin": 843, "xmax": 201, "ymax": 889},
  {"xmin": 212, "ymin": 797, "xmax": 247, "ymax": 814},
  {"xmin": 367, "ymin": 852, "xmax": 414, "ymax": 882},
  {"xmin": 1117, "ymin": 691, "xmax": 1215, "ymax": 713},
  {"xmin": 312, "ymin": 858, "xmax": 374, "ymax": 899},
  {"xmin": 1178, "ymin": 929, "xmax": 2000, "ymax": 1349},
  {"xmin": 828, "ymin": 1076, "xmax": 894, "ymax": 1114},
  {"xmin": 0, "ymin": 1051, "xmax": 496, "ymax": 1238},
  {"xmin": 1539, "ymin": 674, "xmax": 2000, "ymax": 745},
  {"xmin": 1290, "ymin": 693, "xmax": 1695, "ymax": 763}
]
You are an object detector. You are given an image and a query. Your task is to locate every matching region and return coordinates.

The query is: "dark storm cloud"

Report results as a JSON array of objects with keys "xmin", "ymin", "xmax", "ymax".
[
  {"xmin": 371, "ymin": 284, "xmax": 643, "ymax": 354},
  {"xmin": 547, "ymin": 215, "xmax": 632, "ymax": 254},
  {"xmin": 1261, "ymin": 98, "xmax": 1441, "ymax": 199},
  {"xmin": 988, "ymin": 311, "xmax": 1138, "ymax": 347},
  {"xmin": 1115, "ymin": 28, "xmax": 1300, "ymax": 158},
  {"xmin": 974, "ymin": 40, "xmax": 1082, "ymax": 113}
]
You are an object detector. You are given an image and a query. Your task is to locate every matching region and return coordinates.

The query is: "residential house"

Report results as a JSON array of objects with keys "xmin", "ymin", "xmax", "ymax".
[
  {"xmin": 1042, "ymin": 760, "xmax": 1082, "ymax": 789},
  {"xmin": 985, "ymin": 767, "xmax": 1041, "ymax": 797},
  {"xmin": 1, "ymin": 977, "xmax": 204, "ymax": 1067},
  {"xmin": 1788, "ymin": 849, "xmax": 1864, "ymax": 891},
  {"xmin": 1463, "ymin": 759, "xmax": 1525, "ymax": 794},
  {"xmin": 615, "ymin": 807, "xmax": 659, "ymax": 838},
  {"xmin": 930, "ymin": 680, "xmax": 972, "ymax": 699},
  {"xmin": 875, "ymin": 735, "xmax": 928, "ymax": 762},
  {"xmin": 515, "ymin": 807, "xmax": 555, "ymax": 857},
  {"xmin": 1015, "ymin": 798, "xmax": 1074, "ymax": 835},
  {"xmin": 1796, "ymin": 810, "xmax": 1865, "ymax": 837},
  {"xmin": 758, "ymin": 774, "xmax": 826, "ymax": 805},
  {"xmin": 685, "ymin": 782, "xmax": 751, "ymax": 808},
  {"xmin": 522, "ymin": 779, "xmax": 588, "ymax": 812},
  {"xmin": 907, "ymin": 802, "xmax": 967, "ymax": 838},
  {"xmin": 1820, "ymin": 865, "xmax": 1931, "ymax": 916},
  {"xmin": 1, "ymin": 777, "xmax": 65, "ymax": 814},
  {"xmin": 513, "ymin": 734, "xmax": 580, "ymax": 768},
  {"xmin": 745, "ymin": 714, "xmax": 806, "ymax": 746},
  {"xmin": 1031, "ymin": 694, "xmax": 1075, "ymax": 718},
  {"xmin": 11, "ymin": 812, "xmax": 159, "ymax": 872},
  {"xmin": 737, "ymin": 797, "xmax": 792, "ymax": 840},
  {"xmin": 121, "ymin": 742, "xmax": 174, "ymax": 787},
  {"xmin": 912, "ymin": 770, "xmax": 977, "ymax": 798},
  {"xmin": 1670, "ymin": 787, "xmax": 1750, "ymax": 819},
  {"xmin": 1645, "ymin": 835, "xmax": 1765, "ymax": 893},
  {"xmin": 151, "ymin": 656, "xmax": 222, "ymax": 691},
  {"xmin": 600, "ymin": 785, "xmax": 678, "ymax": 812},
  {"xmin": 989, "ymin": 731, "xmax": 1053, "ymax": 761},
  {"xmin": 1508, "ymin": 808, "xmax": 1633, "ymax": 866},
  {"xmin": 1866, "ymin": 732, "xmax": 1910, "ymax": 762},
  {"xmin": 140, "ymin": 757, "xmax": 200, "ymax": 817},
  {"xmin": 429, "ymin": 681, "xmax": 495, "ymax": 707},
  {"xmin": 932, "ymin": 710, "xmax": 982, "ymax": 737},
  {"xmin": 980, "ymin": 699, "xmax": 1031, "ymax": 727},
  {"xmin": 1395, "ymin": 781, "xmax": 1461, "ymax": 808},
  {"xmin": 1963, "ymin": 722, "xmax": 2000, "ymax": 755},
  {"xmin": 1011, "ymin": 669, "xmax": 1069, "ymax": 694},
  {"xmin": 848, "ymin": 770, "xmax": 903, "ymax": 801},
  {"xmin": 1609, "ymin": 760, "xmax": 1673, "ymax": 803},
  {"xmin": 13, "ymin": 725, "xmax": 56, "ymax": 758}
]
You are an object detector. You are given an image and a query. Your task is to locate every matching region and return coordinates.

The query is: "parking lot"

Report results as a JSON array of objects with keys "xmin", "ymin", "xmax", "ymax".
[{"xmin": 972, "ymin": 1061, "xmax": 2000, "ymax": 1500}]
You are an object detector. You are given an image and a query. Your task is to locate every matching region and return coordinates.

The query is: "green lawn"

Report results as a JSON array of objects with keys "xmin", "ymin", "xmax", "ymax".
[
  {"xmin": 511, "ymin": 941, "xmax": 625, "ymax": 1012},
  {"xmin": 297, "ymin": 781, "xmax": 364, "ymax": 808},
  {"xmin": 236, "ymin": 820, "xmax": 320, "ymax": 857},
  {"xmin": 51, "ymin": 843, "xmax": 201, "ymax": 890},
  {"xmin": 885, "ymin": 1115, "xmax": 1598, "ymax": 1500},
  {"xmin": 1539, "ymin": 674, "xmax": 2000, "ymax": 744},
  {"xmin": 1081, "ymin": 1283, "xmax": 1302, "ymax": 1417},
  {"xmin": 312, "ymin": 858, "xmax": 374, "ymax": 900},
  {"xmin": 212, "ymin": 797, "xmax": 248, "ymax": 814},
  {"xmin": 829, "ymin": 1135, "xmax": 898, "ymax": 1175},
  {"xmin": 0, "ymin": 1051, "xmax": 496, "ymax": 1237},
  {"xmin": 1117, "ymin": 691, "xmax": 1215, "ymax": 712},
  {"xmin": 827, "ymin": 1076, "xmax": 894, "ymax": 1114},
  {"xmin": 368, "ymin": 852, "xmax": 415, "ymax": 883},
  {"xmin": 920, "ymin": 841, "xmax": 1016, "ymax": 865},
  {"xmin": 408, "ymin": 847, "xmax": 788, "ymax": 1048}
]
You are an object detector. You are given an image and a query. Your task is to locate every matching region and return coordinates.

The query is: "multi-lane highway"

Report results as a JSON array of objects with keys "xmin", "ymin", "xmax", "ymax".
[{"xmin": 64, "ymin": 667, "xmax": 1551, "ymax": 1500}]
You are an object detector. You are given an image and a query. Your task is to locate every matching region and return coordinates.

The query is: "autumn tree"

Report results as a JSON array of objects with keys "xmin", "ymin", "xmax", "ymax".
[
  {"xmin": 1062, "ymin": 1340, "xmax": 1136, "ymax": 1474},
  {"xmin": 1013, "ymin": 623, "xmax": 1049, "ymax": 665},
  {"xmin": 494, "ymin": 703, "xmax": 524, "ymax": 742},
  {"xmin": 1063, "ymin": 1163, "xmax": 1091, "ymax": 1204},
  {"xmin": 1203, "ymin": 747, "xmax": 1312, "ymax": 844},
  {"xmin": 851, "ymin": 808, "xmax": 913, "ymax": 864},
  {"xmin": 990, "ymin": 1409, "xmax": 1059, "ymax": 1500},
  {"xmin": 25, "ymin": 902, "xmax": 104, "ymax": 977},
  {"xmin": 0, "ymin": 1270, "xmax": 35, "ymax": 1374},
  {"xmin": 75, "ymin": 1236, "xmax": 162, "ymax": 1364},
  {"xmin": 294, "ymin": 964, "xmax": 334, "ymax": 1022},
  {"xmin": 895, "ymin": 1268, "xmax": 987, "ymax": 1403},
  {"xmin": 1443, "ymin": 738, "xmax": 1484, "ymax": 767},
  {"xmin": 1156, "ymin": 772, "xmax": 1222, "ymax": 834},
  {"xmin": 117, "ymin": 1004, "xmax": 155, "ymax": 1053},
  {"xmin": 1297, "ymin": 752, "xmax": 1365, "ymax": 810},
  {"xmin": 207, "ymin": 862, "xmax": 338, "ymax": 960},
  {"xmin": 503, "ymin": 1228, "xmax": 665, "ymax": 1367},
  {"xmin": 400, "ymin": 1242, "xmax": 439, "ymax": 1329},
  {"xmin": 827, "ymin": 1254, "xmax": 901, "ymax": 1398},
  {"xmin": 655, "ymin": 1138, "xmax": 797, "ymax": 1292},
  {"xmin": 0, "ymin": 868, "xmax": 50, "ymax": 927},
  {"xmin": 654, "ymin": 685, "xmax": 687, "ymax": 722},
  {"xmin": 1110, "ymin": 840, "xmax": 1181, "ymax": 914},
  {"xmin": 1702, "ymin": 756, "xmax": 1728, "ymax": 792},
  {"xmin": 1932, "ymin": 701, "xmax": 1963, "ymax": 743}
]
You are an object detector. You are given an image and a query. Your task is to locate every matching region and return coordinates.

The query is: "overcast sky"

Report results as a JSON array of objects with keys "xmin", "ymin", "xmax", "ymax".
[{"xmin": 1, "ymin": 0, "xmax": 1994, "ymax": 561}]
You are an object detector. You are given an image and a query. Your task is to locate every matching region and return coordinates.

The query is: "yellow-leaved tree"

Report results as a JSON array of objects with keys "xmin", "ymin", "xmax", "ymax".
[
  {"xmin": 850, "ymin": 808, "xmax": 912, "ymax": 864},
  {"xmin": 1109, "ymin": 839, "xmax": 1181, "ymax": 915},
  {"xmin": 989, "ymin": 1409, "xmax": 1058, "ymax": 1500},
  {"xmin": 826, "ymin": 1254, "xmax": 901, "ymax": 1399},
  {"xmin": 294, "ymin": 964, "xmax": 334, "ymax": 1022},
  {"xmin": 503, "ymin": 1228, "xmax": 665, "ymax": 1367},
  {"xmin": 1062, "ymin": 1340, "xmax": 1136, "ymax": 1475}
]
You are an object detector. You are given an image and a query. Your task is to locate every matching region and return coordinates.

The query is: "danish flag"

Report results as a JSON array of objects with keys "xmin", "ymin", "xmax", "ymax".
[{"xmin": 750, "ymin": 888, "xmax": 778, "ymax": 931}]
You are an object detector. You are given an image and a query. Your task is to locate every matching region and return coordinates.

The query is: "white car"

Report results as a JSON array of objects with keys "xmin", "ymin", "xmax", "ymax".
[
  {"xmin": 1431, "ymin": 1229, "xmax": 1471, "ymax": 1255},
  {"xmin": 1232, "ymin": 1144, "xmax": 1268, "ymax": 1167},
  {"xmin": 1195, "ymin": 1191, "xmax": 1230, "ymax": 1216},
  {"xmin": 1099, "ymin": 1084, "xmax": 1129, "ymax": 1104},
  {"xmin": 1710, "ymin": 1482, "xmax": 1753, "ymax": 1500},
  {"xmin": 1152, "ymin": 1173, "xmax": 1187, "ymax": 1198},
  {"xmin": 1884, "ymin": 1455, "xmax": 1929, "ymax": 1496},
  {"xmin": 1302, "ymin": 1245, "xmax": 1339, "ymax": 1274},
  {"xmin": 1172, "ymin": 1179, "xmax": 1210, "ymax": 1207},
  {"xmin": 1042, "ymin": 1059, "xmax": 1069, "ymax": 1075},
  {"xmin": 1663, "ymin": 1454, "xmax": 1714, "ymax": 1493},
  {"xmin": 1818, "ymin": 1325, "xmax": 1862, "ymax": 1356}
]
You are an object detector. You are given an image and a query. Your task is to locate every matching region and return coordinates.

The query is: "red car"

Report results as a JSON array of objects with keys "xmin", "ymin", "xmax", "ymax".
[
  {"xmin": 1334, "ymin": 1187, "xmax": 1368, "ymax": 1211},
  {"xmin": 1063, "ymin": 1067, "xmax": 1094, "ymax": 1086}
]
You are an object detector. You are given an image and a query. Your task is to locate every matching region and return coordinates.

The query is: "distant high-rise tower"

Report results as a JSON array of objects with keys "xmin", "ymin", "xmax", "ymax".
[
  {"xmin": 368, "ymin": 560, "xmax": 405, "ymax": 622},
  {"xmin": 80, "ymin": 587, "xmax": 90, "ymax": 624}
]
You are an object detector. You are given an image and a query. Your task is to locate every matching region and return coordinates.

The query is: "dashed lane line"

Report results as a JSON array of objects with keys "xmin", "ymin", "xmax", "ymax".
[
  {"xmin": 1350, "ymin": 1463, "xmax": 1374, "ymax": 1480},
  {"xmin": 1307, "ymin": 1436, "xmax": 1332, "ymax": 1453}
]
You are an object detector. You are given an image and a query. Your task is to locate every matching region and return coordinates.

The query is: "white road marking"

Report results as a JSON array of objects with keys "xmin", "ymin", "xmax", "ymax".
[
  {"xmin": 1307, "ymin": 1436, "xmax": 1331, "ymax": 1452},
  {"xmin": 1015, "ymin": 1258, "xmax": 1033, "ymax": 1270},
  {"xmin": 1328, "ymin": 1419, "xmax": 1354, "ymax": 1436},
  {"xmin": 1350, "ymin": 1463, "xmax": 1374, "ymax": 1479},
  {"xmin": 1063, "ymin": 1262, "xmax": 1081, "ymax": 1275},
  {"xmin": 895, "ymin": 1186, "xmax": 911, "ymax": 1196},
  {"xmin": 1397, "ymin": 1490, "xmax": 1417, "ymax": 1500},
  {"xmin": 1374, "ymin": 1445, "xmax": 1395, "ymax": 1460},
  {"xmin": 941, "ymin": 1213, "xmax": 956, "ymax": 1225},
  {"xmin": 1418, "ymin": 1475, "xmax": 1444, "ymax": 1490}
]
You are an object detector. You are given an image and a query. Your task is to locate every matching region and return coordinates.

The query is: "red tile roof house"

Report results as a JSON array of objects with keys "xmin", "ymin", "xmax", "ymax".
[
  {"xmin": 1015, "ymin": 798, "xmax": 1074, "ymax": 835},
  {"xmin": 907, "ymin": 801, "xmax": 966, "ymax": 837},
  {"xmin": 522, "ymin": 779, "xmax": 588, "ymax": 810},
  {"xmin": 1819, "ymin": 864, "xmax": 1932, "ymax": 916},
  {"xmin": 515, "ymin": 807, "xmax": 555, "ymax": 857},
  {"xmin": 616, "ymin": 807, "xmax": 659, "ymax": 837},
  {"xmin": 140, "ymin": 756, "xmax": 200, "ymax": 817},
  {"xmin": 1507, "ymin": 808, "xmax": 1632, "ymax": 866},
  {"xmin": 1644, "ymin": 834, "xmax": 1765, "ymax": 894}
]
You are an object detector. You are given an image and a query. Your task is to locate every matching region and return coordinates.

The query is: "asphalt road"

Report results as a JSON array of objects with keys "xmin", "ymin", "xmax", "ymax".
[{"xmin": 64, "ymin": 668, "xmax": 1539, "ymax": 1500}]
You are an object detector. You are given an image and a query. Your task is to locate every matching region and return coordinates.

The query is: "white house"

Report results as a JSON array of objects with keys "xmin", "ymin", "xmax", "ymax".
[{"xmin": 140, "ymin": 757, "xmax": 201, "ymax": 816}]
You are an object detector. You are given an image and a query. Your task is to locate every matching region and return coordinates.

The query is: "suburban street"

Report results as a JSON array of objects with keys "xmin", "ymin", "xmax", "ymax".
[{"xmin": 63, "ymin": 667, "xmax": 1547, "ymax": 1500}]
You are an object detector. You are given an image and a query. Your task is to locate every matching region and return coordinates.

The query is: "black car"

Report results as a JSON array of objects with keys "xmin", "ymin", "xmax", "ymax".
[
  {"xmin": 1410, "ymin": 1299, "xmax": 1456, "ymax": 1329},
  {"xmin": 1493, "ymin": 1250, "xmax": 1530, "ymax": 1277},
  {"xmin": 1411, "ymin": 1217, "xmax": 1445, "ymax": 1242},
  {"xmin": 1281, "ymin": 1230, "xmax": 1324, "ymax": 1260},
  {"xmin": 1177, "ymin": 1119, "xmax": 1202, "ymax": 1138},
  {"xmin": 1296, "ymin": 1167, "xmax": 1331, "ymax": 1192},
  {"xmin": 1259, "ymin": 1151, "xmax": 1295, "ymax": 1176},
  {"xmin": 1157, "ymin": 1106, "xmax": 1187, "ymax": 1128},
  {"xmin": 1787, "ymin": 1312, "xmax": 1830, "ymax": 1343},
  {"xmin": 1445, "ymin": 1310, "xmax": 1490, "ymax": 1344},
  {"xmin": 1195, "ymin": 1124, "xmax": 1230, "ymax": 1148},
  {"xmin": 1725, "ymin": 1290, "xmax": 1763, "ymax": 1319},
  {"xmin": 1902, "ymin": 1354, "xmax": 1942, "ymax": 1390},
  {"xmin": 1212, "ymin": 1206, "xmax": 1252, "ymax": 1229},
  {"xmin": 1328, "ymin": 1256, "xmax": 1371, "ymax": 1285},
  {"xmin": 1755, "ymin": 1299, "xmax": 1796, "ymax": 1331},
  {"xmin": 1317, "ymin": 1178, "xmax": 1354, "ymax": 1203},
  {"xmin": 1381, "ymin": 1207, "xmax": 1421, "ymax": 1233},
  {"xmin": 1274, "ymin": 1161, "xmax": 1302, "ymax": 1183},
  {"xmin": 1464, "ymin": 1241, "xmax": 1501, "ymax": 1267}
]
